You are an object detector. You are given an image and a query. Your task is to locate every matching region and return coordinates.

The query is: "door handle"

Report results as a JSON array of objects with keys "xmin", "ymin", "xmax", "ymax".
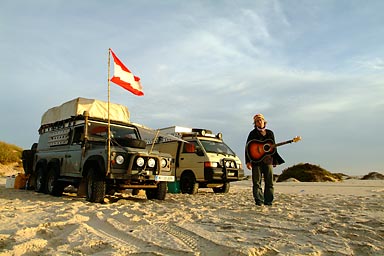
[{"xmin": 65, "ymin": 154, "xmax": 71, "ymax": 158}]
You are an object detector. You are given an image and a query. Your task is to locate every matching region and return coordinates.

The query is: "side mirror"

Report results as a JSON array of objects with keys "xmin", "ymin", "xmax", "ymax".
[{"xmin": 196, "ymin": 147, "xmax": 204, "ymax": 156}]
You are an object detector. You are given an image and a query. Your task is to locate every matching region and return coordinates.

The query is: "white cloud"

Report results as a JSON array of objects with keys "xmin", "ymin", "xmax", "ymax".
[{"xmin": 355, "ymin": 57, "xmax": 384, "ymax": 70}]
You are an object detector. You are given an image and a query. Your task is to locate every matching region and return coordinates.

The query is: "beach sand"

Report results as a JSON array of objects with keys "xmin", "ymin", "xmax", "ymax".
[{"xmin": 0, "ymin": 170, "xmax": 383, "ymax": 256}]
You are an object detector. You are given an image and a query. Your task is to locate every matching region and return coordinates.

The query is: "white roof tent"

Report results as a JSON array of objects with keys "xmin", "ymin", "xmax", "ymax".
[{"xmin": 39, "ymin": 97, "xmax": 130, "ymax": 133}]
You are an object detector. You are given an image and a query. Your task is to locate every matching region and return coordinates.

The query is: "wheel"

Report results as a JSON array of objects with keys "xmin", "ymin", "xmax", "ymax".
[
  {"xmin": 132, "ymin": 189, "xmax": 140, "ymax": 195},
  {"xmin": 146, "ymin": 181, "xmax": 167, "ymax": 200},
  {"xmin": 156, "ymin": 181, "xmax": 167, "ymax": 200},
  {"xmin": 180, "ymin": 172, "xmax": 199, "ymax": 194},
  {"xmin": 213, "ymin": 182, "xmax": 230, "ymax": 193},
  {"xmin": 46, "ymin": 167, "xmax": 64, "ymax": 196},
  {"xmin": 86, "ymin": 167, "xmax": 106, "ymax": 203},
  {"xmin": 34, "ymin": 166, "xmax": 46, "ymax": 193}
]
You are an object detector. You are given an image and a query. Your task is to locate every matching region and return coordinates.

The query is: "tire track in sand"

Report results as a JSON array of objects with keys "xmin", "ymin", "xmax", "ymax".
[
  {"xmin": 84, "ymin": 213, "xmax": 193, "ymax": 255},
  {"xmin": 158, "ymin": 223, "xmax": 246, "ymax": 256}
]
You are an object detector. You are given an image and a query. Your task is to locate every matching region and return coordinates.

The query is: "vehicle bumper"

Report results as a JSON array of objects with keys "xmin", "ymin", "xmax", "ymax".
[{"xmin": 204, "ymin": 167, "xmax": 244, "ymax": 182}]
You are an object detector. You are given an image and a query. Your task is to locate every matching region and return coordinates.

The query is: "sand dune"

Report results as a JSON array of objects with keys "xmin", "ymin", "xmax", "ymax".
[{"xmin": 0, "ymin": 176, "xmax": 383, "ymax": 255}]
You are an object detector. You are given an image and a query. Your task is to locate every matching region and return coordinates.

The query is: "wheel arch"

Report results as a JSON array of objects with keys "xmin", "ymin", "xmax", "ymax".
[
  {"xmin": 180, "ymin": 169, "xmax": 196, "ymax": 180},
  {"xmin": 47, "ymin": 159, "xmax": 61, "ymax": 172},
  {"xmin": 35, "ymin": 159, "xmax": 48, "ymax": 174},
  {"xmin": 83, "ymin": 155, "xmax": 105, "ymax": 178}
]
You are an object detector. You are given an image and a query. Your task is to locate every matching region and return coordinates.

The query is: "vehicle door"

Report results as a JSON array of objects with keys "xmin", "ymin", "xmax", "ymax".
[
  {"xmin": 177, "ymin": 140, "xmax": 206, "ymax": 180},
  {"xmin": 62, "ymin": 126, "xmax": 83, "ymax": 176}
]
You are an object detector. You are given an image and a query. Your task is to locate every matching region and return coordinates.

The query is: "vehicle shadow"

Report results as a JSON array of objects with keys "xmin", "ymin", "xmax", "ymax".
[{"xmin": 0, "ymin": 184, "xmax": 148, "ymax": 204}]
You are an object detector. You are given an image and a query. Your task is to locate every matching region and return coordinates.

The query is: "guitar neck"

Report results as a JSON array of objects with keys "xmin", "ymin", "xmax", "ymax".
[{"xmin": 274, "ymin": 139, "xmax": 294, "ymax": 148}]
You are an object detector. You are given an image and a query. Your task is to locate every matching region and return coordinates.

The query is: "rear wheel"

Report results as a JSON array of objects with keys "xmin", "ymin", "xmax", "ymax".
[
  {"xmin": 34, "ymin": 166, "xmax": 46, "ymax": 193},
  {"xmin": 86, "ymin": 167, "xmax": 106, "ymax": 203},
  {"xmin": 180, "ymin": 172, "xmax": 199, "ymax": 194},
  {"xmin": 46, "ymin": 167, "xmax": 64, "ymax": 196},
  {"xmin": 213, "ymin": 182, "xmax": 230, "ymax": 193}
]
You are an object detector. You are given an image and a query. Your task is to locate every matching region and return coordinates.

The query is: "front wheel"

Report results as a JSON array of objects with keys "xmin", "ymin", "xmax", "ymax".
[
  {"xmin": 180, "ymin": 172, "xmax": 199, "ymax": 194},
  {"xmin": 86, "ymin": 167, "xmax": 106, "ymax": 203},
  {"xmin": 146, "ymin": 182, "xmax": 167, "ymax": 200}
]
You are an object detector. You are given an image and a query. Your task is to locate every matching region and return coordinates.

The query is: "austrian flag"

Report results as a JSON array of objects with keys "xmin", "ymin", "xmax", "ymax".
[{"xmin": 110, "ymin": 49, "xmax": 144, "ymax": 96}]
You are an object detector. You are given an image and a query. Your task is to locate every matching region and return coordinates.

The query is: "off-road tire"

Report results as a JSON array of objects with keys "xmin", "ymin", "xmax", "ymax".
[
  {"xmin": 146, "ymin": 181, "xmax": 167, "ymax": 200},
  {"xmin": 86, "ymin": 167, "xmax": 106, "ymax": 203},
  {"xmin": 35, "ymin": 166, "xmax": 46, "ymax": 193},
  {"xmin": 213, "ymin": 182, "xmax": 230, "ymax": 193},
  {"xmin": 46, "ymin": 166, "xmax": 65, "ymax": 196},
  {"xmin": 132, "ymin": 189, "xmax": 140, "ymax": 195},
  {"xmin": 180, "ymin": 172, "xmax": 199, "ymax": 194}
]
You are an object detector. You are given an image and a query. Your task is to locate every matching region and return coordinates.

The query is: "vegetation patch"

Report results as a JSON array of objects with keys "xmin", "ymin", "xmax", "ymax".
[
  {"xmin": 361, "ymin": 172, "xmax": 384, "ymax": 180},
  {"xmin": 277, "ymin": 163, "xmax": 341, "ymax": 182},
  {"xmin": 0, "ymin": 141, "xmax": 22, "ymax": 165}
]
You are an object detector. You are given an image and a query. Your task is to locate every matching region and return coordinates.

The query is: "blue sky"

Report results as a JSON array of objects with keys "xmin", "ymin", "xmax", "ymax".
[{"xmin": 1, "ymin": 0, "xmax": 383, "ymax": 175}]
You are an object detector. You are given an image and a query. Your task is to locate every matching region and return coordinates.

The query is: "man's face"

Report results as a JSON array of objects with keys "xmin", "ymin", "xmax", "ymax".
[{"xmin": 254, "ymin": 118, "xmax": 265, "ymax": 128}]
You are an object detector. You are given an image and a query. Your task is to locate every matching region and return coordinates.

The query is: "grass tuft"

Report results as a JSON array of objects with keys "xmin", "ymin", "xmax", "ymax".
[
  {"xmin": 0, "ymin": 141, "xmax": 23, "ymax": 165},
  {"xmin": 277, "ymin": 163, "xmax": 341, "ymax": 182}
]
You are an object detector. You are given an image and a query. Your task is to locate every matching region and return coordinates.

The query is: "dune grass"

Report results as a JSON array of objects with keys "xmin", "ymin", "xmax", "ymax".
[
  {"xmin": 0, "ymin": 141, "xmax": 22, "ymax": 165},
  {"xmin": 277, "ymin": 163, "xmax": 342, "ymax": 182}
]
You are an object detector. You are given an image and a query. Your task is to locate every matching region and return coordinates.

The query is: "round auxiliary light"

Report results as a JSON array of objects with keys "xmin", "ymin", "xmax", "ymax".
[
  {"xmin": 136, "ymin": 157, "xmax": 145, "ymax": 167},
  {"xmin": 160, "ymin": 159, "xmax": 167, "ymax": 168},
  {"xmin": 225, "ymin": 161, "xmax": 231, "ymax": 168},
  {"xmin": 230, "ymin": 162, "xmax": 235, "ymax": 168},
  {"xmin": 116, "ymin": 155, "xmax": 125, "ymax": 165},
  {"xmin": 148, "ymin": 158, "xmax": 156, "ymax": 168}
]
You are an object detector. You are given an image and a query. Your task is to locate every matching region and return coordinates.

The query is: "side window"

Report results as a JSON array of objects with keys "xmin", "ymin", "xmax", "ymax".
[
  {"xmin": 183, "ymin": 141, "xmax": 197, "ymax": 153},
  {"xmin": 72, "ymin": 126, "xmax": 84, "ymax": 144}
]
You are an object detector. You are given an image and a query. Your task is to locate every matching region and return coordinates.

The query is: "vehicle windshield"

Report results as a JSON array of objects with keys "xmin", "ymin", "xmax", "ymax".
[
  {"xmin": 199, "ymin": 139, "xmax": 236, "ymax": 156},
  {"xmin": 88, "ymin": 122, "xmax": 139, "ymax": 140}
]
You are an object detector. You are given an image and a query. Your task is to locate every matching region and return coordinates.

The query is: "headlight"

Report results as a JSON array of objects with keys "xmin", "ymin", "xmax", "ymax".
[
  {"xmin": 148, "ymin": 158, "xmax": 156, "ymax": 168},
  {"xmin": 160, "ymin": 159, "xmax": 167, "ymax": 168},
  {"xmin": 116, "ymin": 155, "xmax": 125, "ymax": 165},
  {"xmin": 136, "ymin": 157, "xmax": 145, "ymax": 167}
]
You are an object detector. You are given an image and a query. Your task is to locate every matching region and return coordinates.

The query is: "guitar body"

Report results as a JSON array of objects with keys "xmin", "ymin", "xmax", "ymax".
[
  {"xmin": 246, "ymin": 139, "xmax": 276, "ymax": 163},
  {"xmin": 246, "ymin": 136, "xmax": 301, "ymax": 163}
]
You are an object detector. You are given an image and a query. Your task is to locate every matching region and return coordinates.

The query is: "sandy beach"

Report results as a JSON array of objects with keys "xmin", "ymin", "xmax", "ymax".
[{"xmin": 0, "ymin": 172, "xmax": 383, "ymax": 256}]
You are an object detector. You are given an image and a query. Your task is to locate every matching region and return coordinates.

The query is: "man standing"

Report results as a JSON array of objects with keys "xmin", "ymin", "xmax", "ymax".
[{"xmin": 245, "ymin": 114, "xmax": 285, "ymax": 206}]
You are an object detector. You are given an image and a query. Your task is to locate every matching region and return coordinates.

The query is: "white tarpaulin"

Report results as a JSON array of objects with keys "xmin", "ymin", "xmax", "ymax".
[{"xmin": 41, "ymin": 97, "xmax": 130, "ymax": 125}]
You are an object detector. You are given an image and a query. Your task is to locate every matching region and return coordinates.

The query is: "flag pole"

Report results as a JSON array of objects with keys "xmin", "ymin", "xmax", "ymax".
[{"xmin": 107, "ymin": 48, "xmax": 111, "ymax": 175}]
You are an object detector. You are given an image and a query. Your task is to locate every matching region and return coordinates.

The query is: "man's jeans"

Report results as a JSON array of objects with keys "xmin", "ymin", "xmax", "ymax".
[{"xmin": 252, "ymin": 164, "xmax": 274, "ymax": 205}]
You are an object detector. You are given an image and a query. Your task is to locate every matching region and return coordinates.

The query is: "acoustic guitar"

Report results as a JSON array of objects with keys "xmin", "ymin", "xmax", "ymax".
[{"xmin": 246, "ymin": 136, "xmax": 301, "ymax": 163}]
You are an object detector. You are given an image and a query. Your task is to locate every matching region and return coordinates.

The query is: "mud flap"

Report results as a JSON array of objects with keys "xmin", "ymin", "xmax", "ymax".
[{"xmin": 77, "ymin": 179, "xmax": 87, "ymax": 197}]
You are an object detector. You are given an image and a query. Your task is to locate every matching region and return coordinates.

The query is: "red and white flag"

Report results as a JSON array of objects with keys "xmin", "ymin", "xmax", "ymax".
[{"xmin": 110, "ymin": 49, "xmax": 144, "ymax": 96}]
